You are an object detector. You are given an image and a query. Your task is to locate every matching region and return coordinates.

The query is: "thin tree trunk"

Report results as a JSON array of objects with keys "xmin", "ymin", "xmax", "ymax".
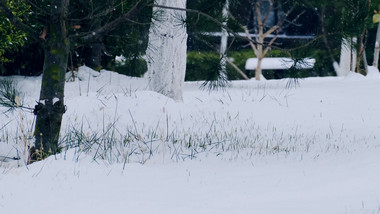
[
  {"xmin": 84, "ymin": 19, "xmax": 103, "ymax": 71},
  {"xmin": 29, "ymin": 0, "xmax": 69, "ymax": 163},
  {"xmin": 373, "ymin": 23, "xmax": 380, "ymax": 68},
  {"xmin": 356, "ymin": 30, "xmax": 368, "ymax": 74},
  {"xmin": 84, "ymin": 40, "xmax": 103, "ymax": 71},
  {"xmin": 350, "ymin": 37, "xmax": 357, "ymax": 72},
  {"xmin": 219, "ymin": 0, "xmax": 229, "ymax": 80},
  {"xmin": 255, "ymin": 37, "xmax": 264, "ymax": 80},
  {"xmin": 363, "ymin": 49, "xmax": 368, "ymax": 74},
  {"xmin": 256, "ymin": 57, "xmax": 263, "ymax": 80}
]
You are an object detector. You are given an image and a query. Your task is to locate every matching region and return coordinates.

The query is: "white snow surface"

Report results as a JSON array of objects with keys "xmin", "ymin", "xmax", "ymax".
[
  {"xmin": 1, "ymin": 66, "xmax": 380, "ymax": 213},
  {"xmin": 245, "ymin": 57, "xmax": 315, "ymax": 70}
]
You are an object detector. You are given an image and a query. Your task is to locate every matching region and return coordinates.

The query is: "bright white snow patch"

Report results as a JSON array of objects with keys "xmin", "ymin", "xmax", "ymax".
[
  {"xmin": 366, "ymin": 66, "xmax": 380, "ymax": 79},
  {"xmin": 66, "ymin": 65, "xmax": 101, "ymax": 81},
  {"xmin": 53, "ymin": 97, "xmax": 59, "ymax": 104},
  {"xmin": 245, "ymin": 57, "xmax": 315, "ymax": 70},
  {"xmin": 1, "ymin": 66, "xmax": 380, "ymax": 213}
]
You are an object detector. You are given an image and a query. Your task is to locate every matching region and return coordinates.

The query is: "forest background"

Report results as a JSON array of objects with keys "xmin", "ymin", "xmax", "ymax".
[{"xmin": 1, "ymin": 0, "xmax": 379, "ymax": 80}]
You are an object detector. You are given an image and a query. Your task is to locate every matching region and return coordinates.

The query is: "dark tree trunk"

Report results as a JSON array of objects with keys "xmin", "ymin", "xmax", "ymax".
[
  {"xmin": 83, "ymin": 18, "xmax": 103, "ymax": 71},
  {"xmin": 84, "ymin": 40, "xmax": 103, "ymax": 71},
  {"xmin": 29, "ymin": 0, "xmax": 70, "ymax": 163}
]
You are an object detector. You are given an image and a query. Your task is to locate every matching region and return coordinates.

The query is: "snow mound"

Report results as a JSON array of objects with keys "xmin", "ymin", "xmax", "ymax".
[
  {"xmin": 344, "ymin": 71, "xmax": 365, "ymax": 80},
  {"xmin": 366, "ymin": 66, "xmax": 380, "ymax": 79},
  {"xmin": 66, "ymin": 65, "xmax": 101, "ymax": 81}
]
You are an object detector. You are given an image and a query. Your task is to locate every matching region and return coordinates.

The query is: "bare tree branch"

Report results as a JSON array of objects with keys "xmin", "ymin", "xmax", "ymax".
[
  {"xmin": 263, "ymin": 34, "xmax": 279, "ymax": 56},
  {"xmin": 78, "ymin": 0, "xmax": 148, "ymax": 42},
  {"xmin": 243, "ymin": 26, "xmax": 259, "ymax": 55},
  {"xmin": 225, "ymin": 57, "xmax": 250, "ymax": 80},
  {"xmin": 152, "ymin": 4, "xmax": 260, "ymax": 45}
]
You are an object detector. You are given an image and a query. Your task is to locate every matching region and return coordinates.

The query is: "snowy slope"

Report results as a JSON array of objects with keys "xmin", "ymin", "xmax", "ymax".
[{"xmin": 1, "ymin": 66, "xmax": 380, "ymax": 214}]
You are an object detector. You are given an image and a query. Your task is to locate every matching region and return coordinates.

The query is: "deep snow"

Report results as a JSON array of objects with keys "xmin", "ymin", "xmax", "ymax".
[{"xmin": 1, "ymin": 66, "xmax": 380, "ymax": 214}]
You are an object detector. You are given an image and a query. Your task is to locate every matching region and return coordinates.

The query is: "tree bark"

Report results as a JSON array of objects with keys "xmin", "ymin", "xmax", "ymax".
[
  {"xmin": 255, "ymin": 57, "xmax": 263, "ymax": 81},
  {"xmin": 29, "ymin": 0, "xmax": 69, "ymax": 163},
  {"xmin": 146, "ymin": 0, "xmax": 187, "ymax": 101},
  {"xmin": 219, "ymin": 0, "xmax": 229, "ymax": 81},
  {"xmin": 373, "ymin": 23, "xmax": 380, "ymax": 68}
]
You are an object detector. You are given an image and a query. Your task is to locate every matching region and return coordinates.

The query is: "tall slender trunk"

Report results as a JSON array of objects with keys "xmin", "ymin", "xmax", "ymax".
[
  {"xmin": 84, "ymin": 40, "xmax": 103, "ymax": 71},
  {"xmin": 84, "ymin": 19, "xmax": 103, "ymax": 71},
  {"xmin": 255, "ymin": 57, "xmax": 263, "ymax": 80},
  {"xmin": 356, "ymin": 31, "xmax": 368, "ymax": 74},
  {"xmin": 29, "ymin": 0, "xmax": 69, "ymax": 163},
  {"xmin": 373, "ymin": 23, "xmax": 380, "ymax": 68},
  {"xmin": 255, "ymin": 37, "xmax": 264, "ymax": 80},
  {"xmin": 219, "ymin": 0, "xmax": 229, "ymax": 80}
]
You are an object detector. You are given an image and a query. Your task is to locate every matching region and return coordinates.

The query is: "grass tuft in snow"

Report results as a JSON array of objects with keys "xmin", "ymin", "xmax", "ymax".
[
  {"xmin": 56, "ymin": 115, "xmax": 374, "ymax": 165},
  {"xmin": 0, "ymin": 78, "xmax": 23, "ymax": 112}
]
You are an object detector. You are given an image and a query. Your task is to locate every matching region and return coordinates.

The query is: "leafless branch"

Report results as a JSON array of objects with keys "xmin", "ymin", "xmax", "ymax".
[
  {"xmin": 225, "ymin": 57, "xmax": 250, "ymax": 80},
  {"xmin": 78, "ymin": 0, "xmax": 147, "ymax": 42},
  {"xmin": 152, "ymin": 4, "xmax": 260, "ymax": 45},
  {"xmin": 243, "ymin": 26, "xmax": 258, "ymax": 55}
]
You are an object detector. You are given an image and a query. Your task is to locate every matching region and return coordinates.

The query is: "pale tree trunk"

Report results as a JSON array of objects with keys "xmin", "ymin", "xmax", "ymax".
[
  {"xmin": 255, "ymin": 36, "xmax": 264, "ymax": 80},
  {"xmin": 373, "ymin": 23, "xmax": 380, "ymax": 68},
  {"xmin": 219, "ymin": 0, "xmax": 229, "ymax": 80},
  {"xmin": 146, "ymin": 0, "xmax": 188, "ymax": 101},
  {"xmin": 256, "ymin": 57, "xmax": 263, "ymax": 80},
  {"xmin": 334, "ymin": 38, "xmax": 357, "ymax": 76}
]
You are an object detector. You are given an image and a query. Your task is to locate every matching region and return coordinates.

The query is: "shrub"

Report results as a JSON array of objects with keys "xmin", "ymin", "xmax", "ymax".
[
  {"xmin": 186, "ymin": 49, "xmax": 290, "ymax": 81},
  {"xmin": 106, "ymin": 56, "xmax": 147, "ymax": 77},
  {"xmin": 186, "ymin": 52, "xmax": 221, "ymax": 81}
]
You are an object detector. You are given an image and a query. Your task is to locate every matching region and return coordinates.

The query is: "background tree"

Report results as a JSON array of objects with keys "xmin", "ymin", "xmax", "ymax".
[
  {"xmin": 146, "ymin": 0, "xmax": 188, "ymax": 101},
  {"xmin": 0, "ymin": 0, "xmax": 29, "ymax": 66},
  {"xmin": 68, "ymin": 0, "xmax": 152, "ymax": 72},
  {"xmin": 0, "ymin": 0, "xmax": 153, "ymax": 162},
  {"xmin": 295, "ymin": 0, "xmax": 377, "ymax": 76},
  {"xmin": 372, "ymin": 4, "xmax": 380, "ymax": 68}
]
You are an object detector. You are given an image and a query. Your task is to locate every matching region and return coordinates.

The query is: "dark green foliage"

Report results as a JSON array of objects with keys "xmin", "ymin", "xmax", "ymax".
[
  {"xmin": 308, "ymin": 47, "xmax": 338, "ymax": 77},
  {"xmin": 101, "ymin": 4, "xmax": 151, "ymax": 73},
  {"xmin": 186, "ymin": 52, "xmax": 220, "ymax": 81},
  {"xmin": 0, "ymin": 0, "xmax": 29, "ymax": 63},
  {"xmin": 227, "ymin": 50, "xmax": 255, "ymax": 75},
  {"xmin": 186, "ymin": 51, "xmax": 249, "ymax": 82},
  {"xmin": 107, "ymin": 56, "xmax": 147, "ymax": 77},
  {"xmin": 1, "ymin": 0, "xmax": 152, "ymax": 75},
  {"xmin": 279, "ymin": 0, "xmax": 380, "ymax": 76},
  {"xmin": 68, "ymin": 0, "xmax": 152, "ymax": 71},
  {"xmin": 0, "ymin": 0, "xmax": 154, "ymax": 163},
  {"xmin": 1, "ymin": 42, "xmax": 44, "ymax": 76},
  {"xmin": 186, "ymin": 48, "xmax": 294, "ymax": 81},
  {"xmin": 187, "ymin": 0, "xmax": 226, "ymax": 32}
]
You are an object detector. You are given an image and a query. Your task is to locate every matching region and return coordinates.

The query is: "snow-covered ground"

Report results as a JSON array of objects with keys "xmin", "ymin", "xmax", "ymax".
[{"xmin": 1, "ymin": 66, "xmax": 380, "ymax": 214}]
